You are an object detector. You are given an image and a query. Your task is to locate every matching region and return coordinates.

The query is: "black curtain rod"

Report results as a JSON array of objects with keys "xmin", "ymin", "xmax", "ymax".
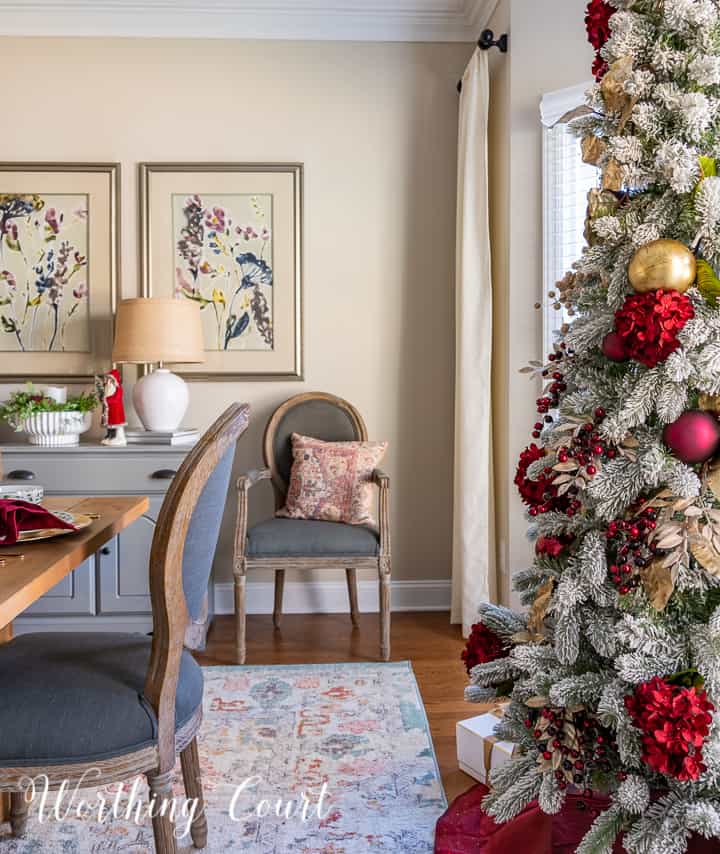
[{"xmin": 457, "ymin": 29, "xmax": 508, "ymax": 93}]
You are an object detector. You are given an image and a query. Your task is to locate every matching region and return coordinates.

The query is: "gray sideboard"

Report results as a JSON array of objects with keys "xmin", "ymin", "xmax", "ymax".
[{"xmin": 0, "ymin": 442, "xmax": 198, "ymax": 637}]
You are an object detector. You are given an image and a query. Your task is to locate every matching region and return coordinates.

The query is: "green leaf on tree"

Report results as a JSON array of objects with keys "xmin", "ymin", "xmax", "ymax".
[
  {"xmin": 700, "ymin": 156, "xmax": 717, "ymax": 178},
  {"xmin": 696, "ymin": 258, "xmax": 720, "ymax": 304}
]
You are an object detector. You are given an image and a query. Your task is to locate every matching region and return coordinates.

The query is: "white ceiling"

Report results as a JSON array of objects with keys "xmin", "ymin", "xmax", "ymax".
[{"xmin": 0, "ymin": 0, "xmax": 499, "ymax": 41}]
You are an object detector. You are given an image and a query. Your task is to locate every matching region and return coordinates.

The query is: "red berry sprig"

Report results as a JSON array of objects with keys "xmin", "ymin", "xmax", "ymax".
[
  {"xmin": 523, "ymin": 705, "xmax": 619, "ymax": 790},
  {"xmin": 606, "ymin": 506, "xmax": 659, "ymax": 595},
  {"xmin": 535, "ymin": 343, "xmax": 572, "ymax": 422}
]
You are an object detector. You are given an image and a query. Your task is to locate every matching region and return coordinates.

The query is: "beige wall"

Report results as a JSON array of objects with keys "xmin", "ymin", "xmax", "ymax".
[
  {"xmin": 0, "ymin": 36, "xmax": 472, "ymax": 586},
  {"xmin": 488, "ymin": 0, "xmax": 594, "ymax": 605}
]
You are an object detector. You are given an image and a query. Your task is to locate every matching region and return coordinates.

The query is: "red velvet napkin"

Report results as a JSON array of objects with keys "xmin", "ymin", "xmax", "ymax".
[
  {"xmin": 0, "ymin": 499, "xmax": 77, "ymax": 546},
  {"xmin": 435, "ymin": 783, "xmax": 718, "ymax": 854}
]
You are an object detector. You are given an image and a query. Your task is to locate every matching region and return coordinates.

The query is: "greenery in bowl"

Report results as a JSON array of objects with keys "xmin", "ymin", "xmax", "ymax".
[{"xmin": 0, "ymin": 386, "xmax": 98, "ymax": 431}]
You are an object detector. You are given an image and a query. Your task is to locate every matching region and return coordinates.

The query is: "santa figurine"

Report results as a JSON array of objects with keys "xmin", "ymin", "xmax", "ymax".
[{"xmin": 95, "ymin": 367, "xmax": 127, "ymax": 446}]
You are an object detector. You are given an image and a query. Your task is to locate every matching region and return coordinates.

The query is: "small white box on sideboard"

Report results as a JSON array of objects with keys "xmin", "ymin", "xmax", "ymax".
[{"xmin": 125, "ymin": 428, "xmax": 200, "ymax": 446}]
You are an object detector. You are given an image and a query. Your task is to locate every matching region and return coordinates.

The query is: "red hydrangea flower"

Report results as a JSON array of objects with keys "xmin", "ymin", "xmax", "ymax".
[
  {"xmin": 535, "ymin": 535, "xmax": 574, "ymax": 557},
  {"xmin": 462, "ymin": 622, "xmax": 507, "ymax": 673},
  {"xmin": 515, "ymin": 443, "xmax": 556, "ymax": 508},
  {"xmin": 592, "ymin": 54, "xmax": 609, "ymax": 81},
  {"xmin": 586, "ymin": 0, "xmax": 613, "ymax": 79},
  {"xmin": 625, "ymin": 676, "xmax": 714, "ymax": 781},
  {"xmin": 614, "ymin": 290, "xmax": 694, "ymax": 368}
]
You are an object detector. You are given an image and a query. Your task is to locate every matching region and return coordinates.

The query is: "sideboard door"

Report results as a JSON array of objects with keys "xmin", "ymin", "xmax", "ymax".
[
  {"xmin": 23, "ymin": 558, "xmax": 95, "ymax": 616},
  {"xmin": 97, "ymin": 495, "xmax": 163, "ymax": 614}
]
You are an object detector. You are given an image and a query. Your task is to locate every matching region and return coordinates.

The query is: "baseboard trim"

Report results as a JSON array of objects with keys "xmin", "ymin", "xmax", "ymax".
[
  {"xmin": 11, "ymin": 580, "xmax": 451, "ymax": 636},
  {"xmin": 214, "ymin": 578, "xmax": 451, "ymax": 615},
  {"xmin": 14, "ymin": 615, "xmax": 154, "ymax": 635}
]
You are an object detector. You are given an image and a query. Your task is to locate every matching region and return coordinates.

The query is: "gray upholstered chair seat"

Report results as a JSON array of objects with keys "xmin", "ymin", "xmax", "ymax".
[
  {"xmin": 0, "ymin": 633, "xmax": 203, "ymax": 767},
  {"xmin": 247, "ymin": 517, "xmax": 380, "ymax": 557}
]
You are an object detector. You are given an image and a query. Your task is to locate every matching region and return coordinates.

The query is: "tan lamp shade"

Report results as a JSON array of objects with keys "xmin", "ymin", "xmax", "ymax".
[{"xmin": 112, "ymin": 298, "xmax": 205, "ymax": 365}]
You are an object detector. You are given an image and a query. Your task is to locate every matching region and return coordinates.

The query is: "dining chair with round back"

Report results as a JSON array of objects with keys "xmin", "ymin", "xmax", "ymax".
[{"xmin": 0, "ymin": 402, "xmax": 250, "ymax": 853}]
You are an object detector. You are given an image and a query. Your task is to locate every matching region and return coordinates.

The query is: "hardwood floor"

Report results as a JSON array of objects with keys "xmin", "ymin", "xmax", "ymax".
[{"xmin": 196, "ymin": 611, "xmax": 476, "ymax": 803}]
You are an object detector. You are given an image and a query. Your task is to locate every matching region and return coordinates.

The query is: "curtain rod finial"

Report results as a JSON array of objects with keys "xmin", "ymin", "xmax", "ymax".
[{"xmin": 478, "ymin": 29, "xmax": 508, "ymax": 53}]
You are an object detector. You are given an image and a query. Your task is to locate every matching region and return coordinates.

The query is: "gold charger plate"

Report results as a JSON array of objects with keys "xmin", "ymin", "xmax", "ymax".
[{"xmin": 16, "ymin": 512, "xmax": 94, "ymax": 543}]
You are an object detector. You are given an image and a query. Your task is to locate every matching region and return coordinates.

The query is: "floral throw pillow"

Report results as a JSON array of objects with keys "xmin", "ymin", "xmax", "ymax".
[{"xmin": 277, "ymin": 433, "xmax": 388, "ymax": 526}]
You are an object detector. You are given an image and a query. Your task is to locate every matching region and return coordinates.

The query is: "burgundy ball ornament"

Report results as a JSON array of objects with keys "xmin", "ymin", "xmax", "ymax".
[
  {"xmin": 663, "ymin": 410, "xmax": 720, "ymax": 464},
  {"xmin": 601, "ymin": 331, "xmax": 629, "ymax": 362}
]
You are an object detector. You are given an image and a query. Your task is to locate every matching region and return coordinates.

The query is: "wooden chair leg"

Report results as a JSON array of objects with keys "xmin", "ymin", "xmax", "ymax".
[
  {"xmin": 233, "ymin": 561, "xmax": 247, "ymax": 664},
  {"xmin": 346, "ymin": 567, "xmax": 360, "ymax": 627},
  {"xmin": 9, "ymin": 792, "xmax": 28, "ymax": 838},
  {"xmin": 273, "ymin": 569, "xmax": 285, "ymax": 629},
  {"xmin": 379, "ymin": 557, "xmax": 391, "ymax": 661},
  {"xmin": 147, "ymin": 770, "xmax": 178, "ymax": 854},
  {"xmin": 180, "ymin": 738, "xmax": 208, "ymax": 850}
]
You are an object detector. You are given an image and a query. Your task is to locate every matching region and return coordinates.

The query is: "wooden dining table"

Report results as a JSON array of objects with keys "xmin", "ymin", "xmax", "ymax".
[{"xmin": 0, "ymin": 494, "xmax": 150, "ymax": 822}]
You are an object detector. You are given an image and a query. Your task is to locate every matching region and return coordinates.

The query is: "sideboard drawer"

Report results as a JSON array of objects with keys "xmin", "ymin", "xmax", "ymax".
[{"xmin": 2, "ymin": 451, "xmax": 188, "ymax": 495}]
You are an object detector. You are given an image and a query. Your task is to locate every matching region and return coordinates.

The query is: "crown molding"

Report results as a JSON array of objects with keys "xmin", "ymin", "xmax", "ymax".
[{"xmin": 0, "ymin": 0, "xmax": 497, "ymax": 41}]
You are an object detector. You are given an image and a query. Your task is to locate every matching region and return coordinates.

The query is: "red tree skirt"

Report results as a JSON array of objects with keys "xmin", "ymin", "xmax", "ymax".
[{"xmin": 434, "ymin": 783, "xmax": 718, "ymax": 854}]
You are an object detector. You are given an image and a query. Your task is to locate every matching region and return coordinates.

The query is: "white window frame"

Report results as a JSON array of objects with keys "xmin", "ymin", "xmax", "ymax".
[{"xmin": 541, "ymin": 82, "xmax": 597, "ymax": 354}]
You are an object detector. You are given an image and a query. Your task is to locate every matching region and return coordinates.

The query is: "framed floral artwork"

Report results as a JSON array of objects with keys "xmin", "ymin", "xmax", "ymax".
[
  {"xmin": 139, "ymin": 163, "xmax": 303, "ymax": 380},
  {"xmin": 0, "ymin": 163, "xmax": 119, "ymax": 381}
]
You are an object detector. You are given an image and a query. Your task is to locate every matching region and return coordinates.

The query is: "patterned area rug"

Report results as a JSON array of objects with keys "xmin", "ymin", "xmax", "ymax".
[{"xmin": 1, "ymin": 662, "xmax": 446, "ymax": 853}]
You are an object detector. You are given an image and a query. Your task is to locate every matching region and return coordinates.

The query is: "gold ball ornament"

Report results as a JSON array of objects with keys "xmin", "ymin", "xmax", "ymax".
[{"xmin": 627, "ymin": 239, "xmax": 697, "ymax": 294}]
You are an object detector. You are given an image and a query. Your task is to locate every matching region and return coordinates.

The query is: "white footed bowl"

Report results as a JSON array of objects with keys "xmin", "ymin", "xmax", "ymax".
[{"xmin": 20, "ymin": 411, "xmax": 93, "ymax": 446}]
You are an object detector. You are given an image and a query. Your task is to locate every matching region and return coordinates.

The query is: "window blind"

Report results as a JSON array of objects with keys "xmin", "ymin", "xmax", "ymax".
[{"xmin": 542, "ymin": 110, "xmax": 599, "ymax": 352}]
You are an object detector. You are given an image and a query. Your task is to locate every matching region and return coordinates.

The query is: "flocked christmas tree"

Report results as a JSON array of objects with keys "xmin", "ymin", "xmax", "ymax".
[{"xmin": 464, "ymin": 1, "xmax": 720, "ymax": 851}]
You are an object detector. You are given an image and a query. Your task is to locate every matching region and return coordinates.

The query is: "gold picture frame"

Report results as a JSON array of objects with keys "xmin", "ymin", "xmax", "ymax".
[
  {"xmin": 0, "ymin": 162, "xmax": 120, "ymax": 382},
  {"xmin": 139, "ymin": 162, "xmax": 303, "ymax": 381}
]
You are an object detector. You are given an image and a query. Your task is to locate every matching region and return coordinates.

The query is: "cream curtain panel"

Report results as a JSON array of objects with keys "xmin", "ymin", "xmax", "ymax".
[{"xmin": 451, "ymin": 48, "xmax": 495, "ymax": 636}]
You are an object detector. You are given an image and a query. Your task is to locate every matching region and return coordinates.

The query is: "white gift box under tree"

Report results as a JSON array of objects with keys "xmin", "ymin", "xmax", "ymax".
[{"xmin": 457, "ymin": 710, "xmax": 518, "ymax": 785}]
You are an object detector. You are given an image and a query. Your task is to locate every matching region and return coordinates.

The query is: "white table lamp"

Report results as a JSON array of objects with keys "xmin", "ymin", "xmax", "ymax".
[{"xmin": 112, "ymin": 298, "xmax": 205, "ymax": 432}]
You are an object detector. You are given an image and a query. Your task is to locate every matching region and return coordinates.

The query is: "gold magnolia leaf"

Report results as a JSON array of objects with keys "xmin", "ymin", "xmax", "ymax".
[
  {"xmin": 601, "ymin": 56, "xmax": 633, "ymax": 113},
  {"xmin": 553, "ymin": 462, "xmax": 580, "ymax": 472},
  {"xmin": 673, "ymin": 497, "xmax": 697, "ymax": 512},
  {"xmin": 655, "ymin": 533, "xmax": 685, "ymax": 549},
  {"xmin": 553, "ymin": 422, "xmax": 583, "ymax": 433},
  {"xmin": 510, "ymin": 631, "xmax": 544, "ymax": 644},
  {"xmin": 699, "ymin": 393, "xmax": 720, "ymax": 414},
  {"xmin": 587, "ymin": 188, "xmax": 618, "ymax": 220},
  {"xmin": 661, "ymin": 549, "xmax": 681, "ymax": 569},
  {"xmin": 528, "ymin": 578, "xmax": 554, "ymax": 635},
  {"xmin": 525, "ymin": 696, "xmax": 550, "ymax": 709},
  {"xmin": 640, "ymin": 559, "xmax": 676, "ymax": 611},
  {"xmin": 582, "ymin": 135, "xmax": 607, "ymax": 166},
  {"xmin": 691, "ymin": 537, "xmax": 720, "ymax": 578},
  {"xmin": 555, "ymin": 105, "xmax": 594, "ymax": 125},
  {"xmin": 706, "ymin": 463, "xmax": 720, "ymax": 503},
  {"xmin": 602, "ymin": 158, "xmax": 624, "ymax": 191},
  {"xmin": 618, "ymin": 93, "xmax": 639, "ymax": 132}
]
